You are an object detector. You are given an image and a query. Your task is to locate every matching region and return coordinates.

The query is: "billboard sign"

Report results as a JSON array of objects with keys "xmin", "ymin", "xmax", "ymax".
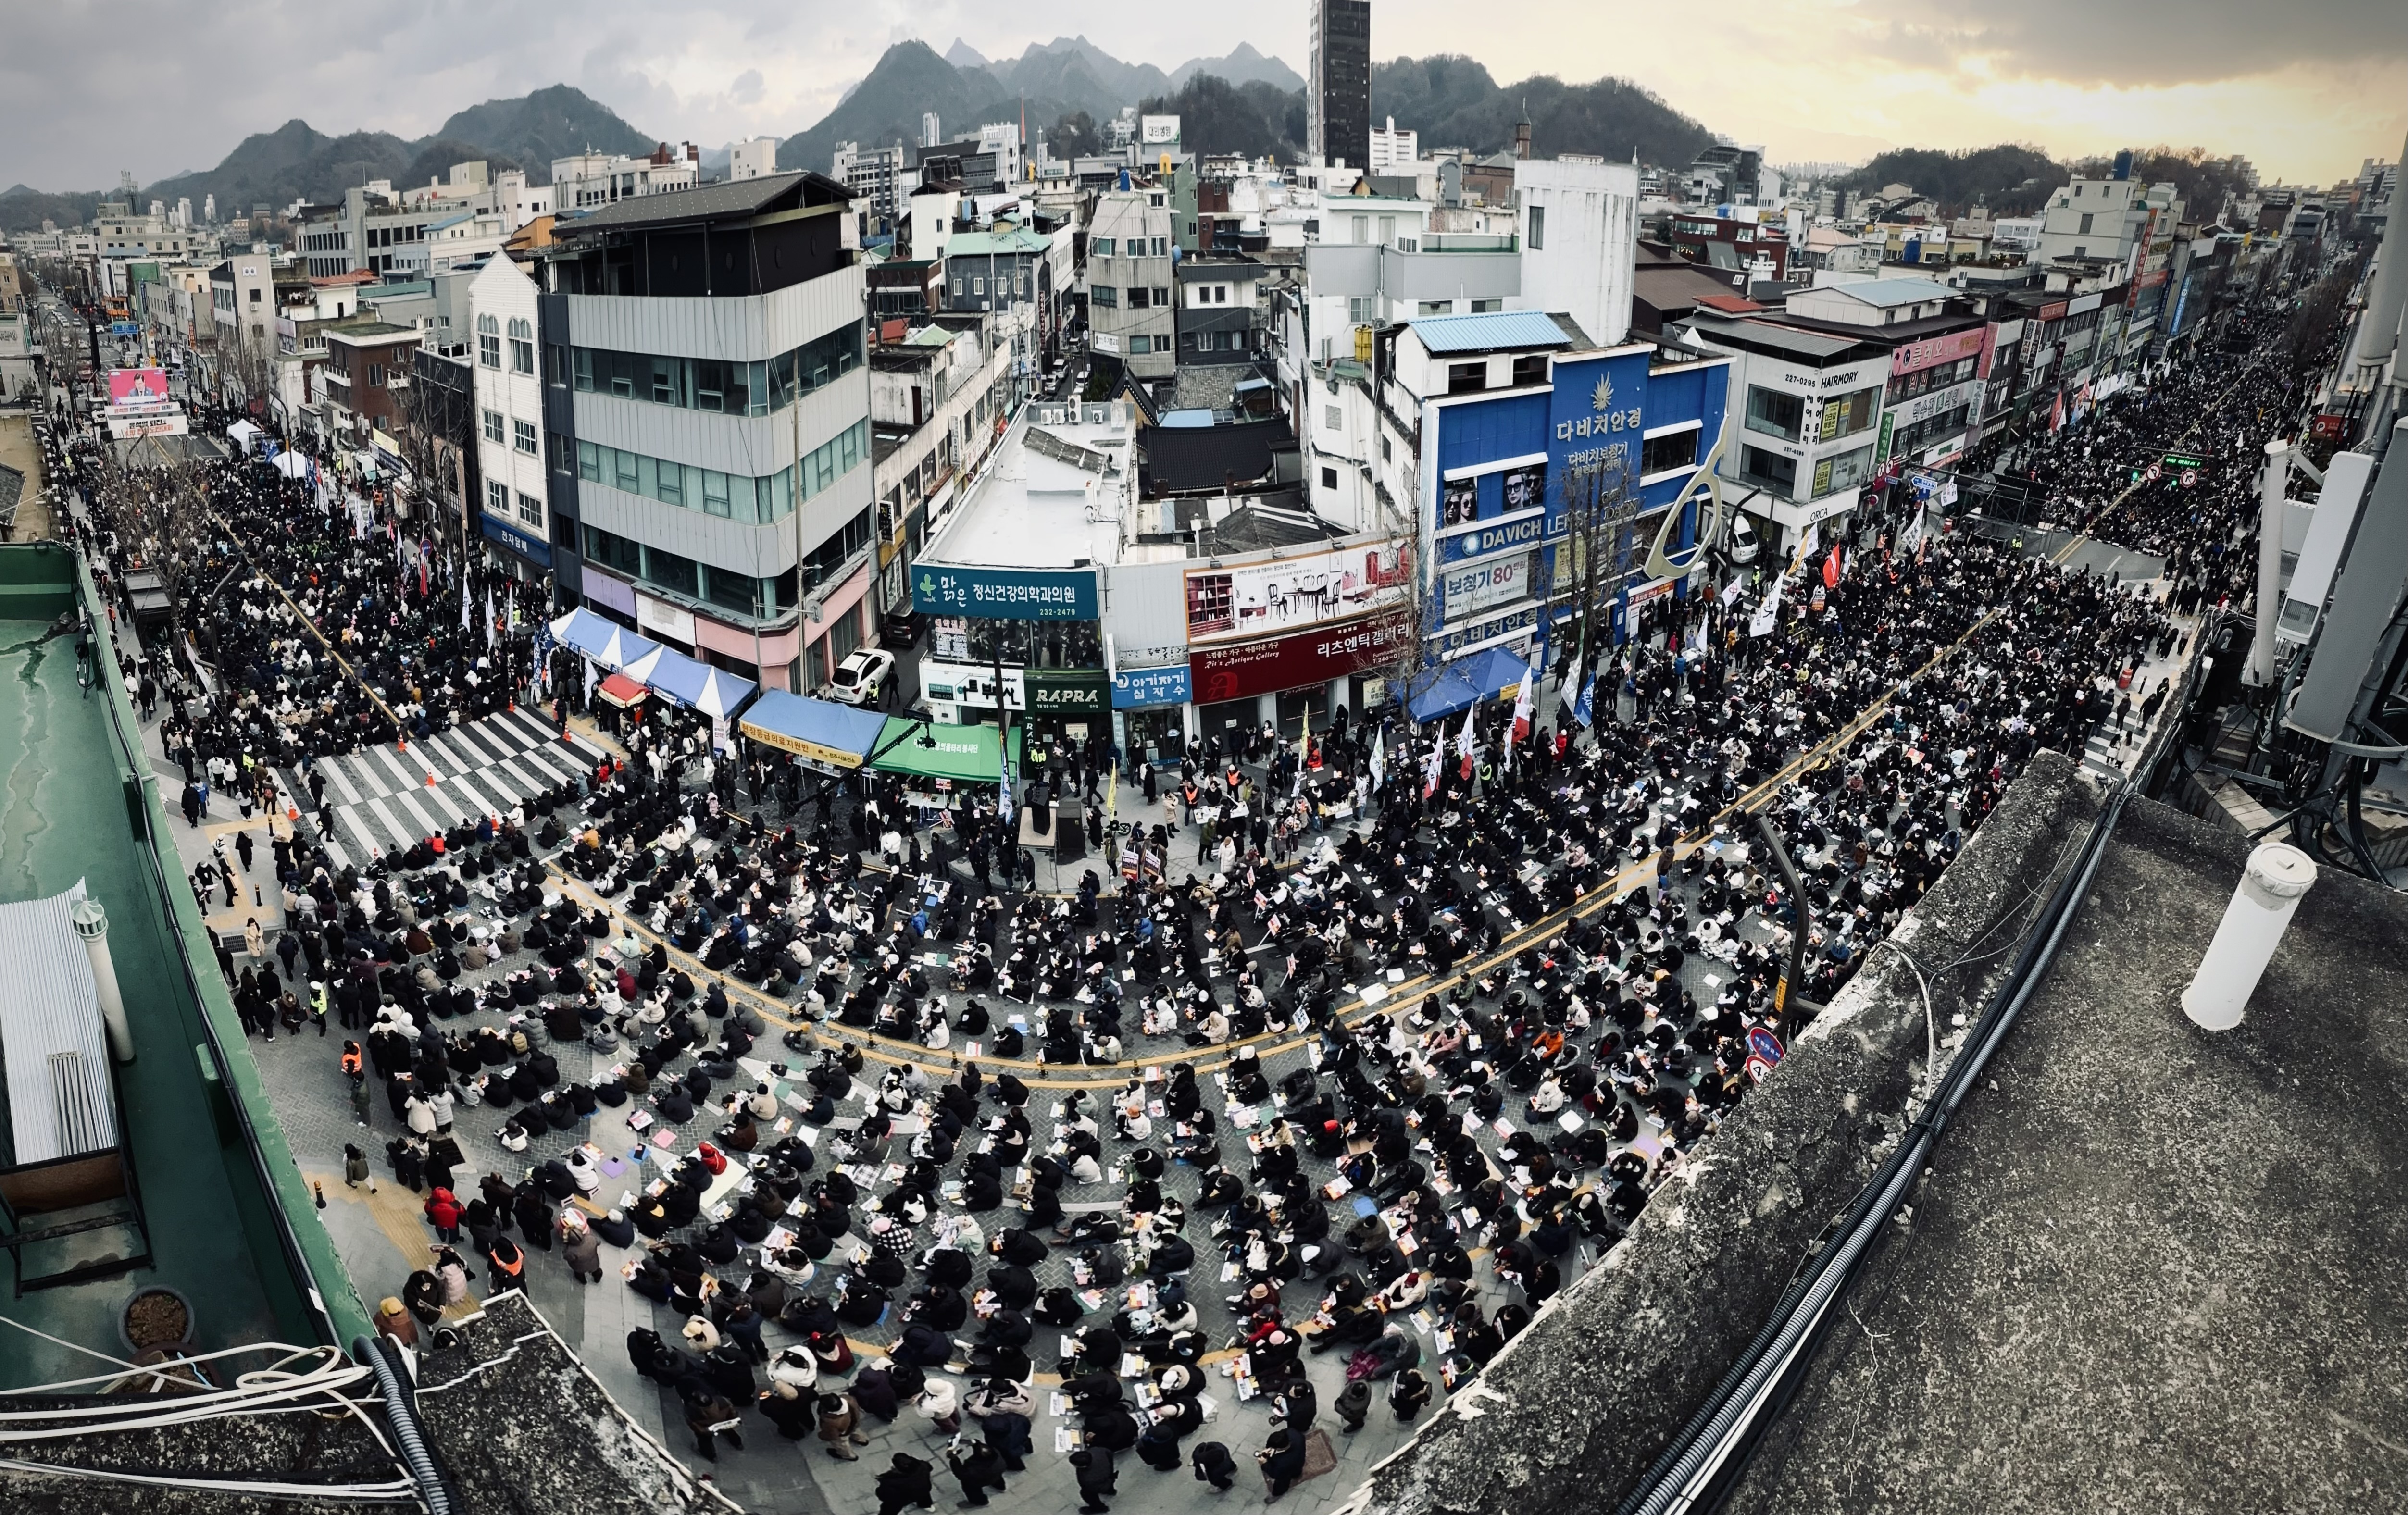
[
  {"xmin": 1188, "ymin": 608, "xmax": 1414, "ymax": 703},
  {"xmin": 1111, "ymin": 664, "xmax": 1192, "ymax": 709},
  {"xmin": 108, "ymin": 367, "xmax": 172, "ymax": 410},
  {"xmin": 1182, "ymin": 541, "xmax": 1411, "ymax": 647},
  {"xmin": 1023, "ymin": 668, "xmax": 1109, "ymax": 716},
  {"xmin": 105, "ymin": 411, "xmax": 189, "ymax": 440},
  {"xmin": 1888, "ymin": 327, "xmax": 1985, "ymax": 378},
  {"xmin": 1438, "ymin": 505, "xmax": 1553, "ymax": 564},
  {"xmin": 1438, "ymin": 550, "xmax": 1535, "ymax": 621},
  {"xmin": 912, "ymin": 563, "xmax": 1097, "ymax": 621}
]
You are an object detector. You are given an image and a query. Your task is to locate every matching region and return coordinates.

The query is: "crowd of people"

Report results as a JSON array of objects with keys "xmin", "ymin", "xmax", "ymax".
[{"xmin": 31, "ymin": 289, "xmax": 2326, "ymax": 1508}]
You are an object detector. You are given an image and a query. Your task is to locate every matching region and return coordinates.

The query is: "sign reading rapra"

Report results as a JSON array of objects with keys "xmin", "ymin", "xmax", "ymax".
[{"xmin": 912, "ymin": 564, "xmax": 1098, "ymax": 621}]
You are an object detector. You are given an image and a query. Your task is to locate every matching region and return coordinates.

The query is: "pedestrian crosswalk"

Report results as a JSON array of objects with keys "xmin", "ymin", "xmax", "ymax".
[{"xmin": 284, "ymin": 707, "xmax": 610, "ymax": 871}]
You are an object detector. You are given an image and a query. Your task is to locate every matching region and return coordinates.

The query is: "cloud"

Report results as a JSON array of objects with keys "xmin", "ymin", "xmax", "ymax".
[
  {"xmin": 0, "ymin": 0, "xmax": 2398, "ymax": 192},
  {"xmin": 1849, "ymin": 0, "xmax": 2407, "ymax": 87}
]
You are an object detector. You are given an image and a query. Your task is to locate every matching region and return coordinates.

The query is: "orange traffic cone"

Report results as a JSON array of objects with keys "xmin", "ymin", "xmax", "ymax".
[{"xmin": 425, "ymin": 772, "xmax": 437, "ymax": 787}]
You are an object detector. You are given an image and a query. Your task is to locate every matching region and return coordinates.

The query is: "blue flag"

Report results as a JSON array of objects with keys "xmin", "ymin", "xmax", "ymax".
[{"xmin": 1573, "ymin": 670, "xmax": 1596, "ymax": 728}]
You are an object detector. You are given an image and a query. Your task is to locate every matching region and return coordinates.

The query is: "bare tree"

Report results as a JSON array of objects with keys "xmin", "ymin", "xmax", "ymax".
[
  {"xmin": 219, "ymin": 335, "xmax": 275, "ymax": 420},
  {"xmin": 1550, "ymin": 451, "xmax": 1643, "ymax": 688},
  {"xmin": 97, "ymin": 435, "xmax": 222, "ymax": 669}
]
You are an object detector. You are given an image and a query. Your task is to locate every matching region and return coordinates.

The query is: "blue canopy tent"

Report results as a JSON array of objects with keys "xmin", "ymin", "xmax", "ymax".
[
  {"xmin": 736, "ymin": 690, "xmax": 887, "ymax": 771},
  {"xmin": 1405, "ymin": 646, "xmax": 1533, "ymax": 723},
  {"xmin": 1406, "ymin": 663, "xmax": 1481, "ymax": 724},
  {"xmin": 549, "ymin": 608, "xmax": 660, "ymax": 673},
  {"xmin": 645, "ymin": 647, "xmax": 759, "ymax": 720}
]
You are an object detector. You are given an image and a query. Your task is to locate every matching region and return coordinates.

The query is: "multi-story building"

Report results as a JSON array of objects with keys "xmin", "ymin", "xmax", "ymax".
[
  {"xmin": 1309, "ymin": 0, "xmax": 1372, "ymax": 171},
  {"xmin": 467, "ymin": 254, "xmax": 554, "ymax": 582},
  {"xmin": 550, "ymin": 144, "xmax": 701, "ymax": 211},
  {"xmin": 1662, "ymin": 204, "xmax": 1789, "ymax": 290},
  {"xmin": 919, "ymin": 138, "xmax": 1007, "ymax": 195},
  {"xmin": 1087, "ymin": 190, "xmax": 1178, "ymax": 380},
  {"xmin": 1682, "ymin": 276, "xmax": 1987, "ymax": 553},
  {"xmin": 729, "ymin": 137, "xmax": 778, "ymax": 182},
  {"xmin": 1174, "ymin": 256, "xmax": 1269, "ymax": 370},
  {"xmin": 832, "ymin": 140, "xmax": 909, "ymax": 230},
  {"xmin": 2034, "ymin": 173, "xmax": 2154, "ymax": 269},
  {"xmin": 979, "ymin": 124, "xmax": 1025, "ymax": 188},
  {"xmin": 94, "ymin": 200, "xmax": 196, "ymax": 260},
  {"xmin": 208, "ymin": 253, "xmax": 277, "ymax": 368},
  {"xmin": 938, "ymin": 226, "xmax": 1054, "ymax": 397},
  {"xmin": 538, "ymin": 170, "xmax": 873, "ymax": 692},
  {"xmin": 317, "ymin": 319, "xmax": 421, "ymax": 448},
  {"xmin": 1368, "ymin": 117, "xmax": 1418, "ymax": 175},
  {"xmin": 1317, "ymin": 308, "xmax": 1730, "ymax": 675},
  {"xmin": 1519, "ymin": 157, "xmax": 1641, "ymax": 348},
  {"xmin": 867, "ymin": 314, "xmax": 1018, "ymax": 615}
]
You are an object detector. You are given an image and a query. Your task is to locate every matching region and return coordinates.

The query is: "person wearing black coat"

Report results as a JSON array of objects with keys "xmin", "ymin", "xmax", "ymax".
[
  {"xmin": 1192, "ymin": 1439, "xmax": 1237, "ymax": 1490},
  {"xmin": 1257, "ymin": 1426, "xmax": 1308, "ymax": 1499},
  {"xmin": 946, "ymin": 1441, "xmax": 1009, "ymax": 1507},
  {"xmin": 756, "ymin": 1382, "xmax": 814, "ymax": 1439},
  {"xmin": 1070, "ymin": 1447, "xmax": 1117, "ymax": 1513},
  {"xmin": 872, "ymin": 1452, "xmax": 936, "ymax": 1514},
  {"xmin": 512, "ymin": 1187, "xmax": 554, "ymax": 1249}
]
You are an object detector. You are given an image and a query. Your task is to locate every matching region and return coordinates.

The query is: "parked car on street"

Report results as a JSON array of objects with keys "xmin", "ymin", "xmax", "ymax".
[{"xmin": 826, "ymin": 647, "xmax": 897, "ymax": 708}]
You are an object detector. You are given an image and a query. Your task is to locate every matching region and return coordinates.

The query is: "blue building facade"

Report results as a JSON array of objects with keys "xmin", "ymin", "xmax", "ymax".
[{"xmin": 1416, "ymin": 330, "xmax": 1730, "ymax": 678}]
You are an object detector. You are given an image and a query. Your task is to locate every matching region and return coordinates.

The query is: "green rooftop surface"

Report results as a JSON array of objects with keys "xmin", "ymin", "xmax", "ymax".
[{"xmin": 0, "ymin": 544, "xmax": 365, "ymax": 1389}]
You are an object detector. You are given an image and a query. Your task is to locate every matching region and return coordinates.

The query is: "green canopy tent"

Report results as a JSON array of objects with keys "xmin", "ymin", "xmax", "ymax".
[{"xmin": 866, "ymin": 718, "xmax": 1023, "ymax": 797}]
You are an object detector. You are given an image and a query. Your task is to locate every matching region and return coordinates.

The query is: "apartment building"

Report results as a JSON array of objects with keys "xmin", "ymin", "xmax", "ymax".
[
  {"xmin": 1680, "ymin": 277, "xmax": 1987, "ymax": 554},
  {"xmin": 538, "ymin": 170, "xmax": 872, "ymax": 692},
  {"xmin": 832, "ymin": 140, "xmax": 909, "ymax": 229},
  {"xmin": 317, "ymin": 320, "xmax": 421, "ymax": 449},
  {"xmin": 550, "ymin": 145, "xmax": 701, "ymax": 211},
  {"xmin": 1087, "ymin": 189, "xmax": 1178, "ymax": 380},
  {"xmin": 467, "ymin": 254, "xmax": 555, "ymax": 581}
]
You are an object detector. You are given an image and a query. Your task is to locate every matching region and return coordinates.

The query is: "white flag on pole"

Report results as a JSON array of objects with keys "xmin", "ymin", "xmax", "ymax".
[{"xmin": 1749, "ymin": 580, "xmax": 1784, "ymax": 638}]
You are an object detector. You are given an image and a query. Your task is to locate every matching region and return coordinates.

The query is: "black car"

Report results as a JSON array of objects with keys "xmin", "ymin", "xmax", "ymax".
[{"xmin": 880, "ymin": 607, "xmax": 923, "ymax": 649}]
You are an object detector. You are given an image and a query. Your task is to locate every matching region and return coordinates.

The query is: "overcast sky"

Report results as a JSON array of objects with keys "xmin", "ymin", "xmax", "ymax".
[{"xmin": 4, "ymin": 0, "xmax": 2401, "ymax": 192}]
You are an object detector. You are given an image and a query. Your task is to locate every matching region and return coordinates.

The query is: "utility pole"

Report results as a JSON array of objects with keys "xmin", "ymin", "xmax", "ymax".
[{"xmin": 2248, "ymin": 438, "xmax": 2291, "ymax": 686}]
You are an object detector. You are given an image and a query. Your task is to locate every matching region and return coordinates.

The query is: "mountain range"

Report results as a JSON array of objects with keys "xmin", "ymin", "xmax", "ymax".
[
  {"xmin": 4, "ymin": 38, "xmax": 2235, "ymax": 243},
  {"xmin": 0, "ymin": 84, "xmax": 656, "ymax": 231},
  {"xmin": 774, "ymin": 37, "xmax": 1299, "ymax": 179}
]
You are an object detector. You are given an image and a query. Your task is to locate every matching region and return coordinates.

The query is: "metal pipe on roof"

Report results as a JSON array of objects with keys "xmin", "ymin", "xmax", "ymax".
[
  {"xmin": 69, "ymin": 896, "xmax": 132, "ymax": 1064},
  {"xmin": 2181, "ymin": 843, "xmax": 2318, "ymax": 1031},
  {"xmin": 2249, "ymin": 439, "xmax": 2291, "ymax": 687}
]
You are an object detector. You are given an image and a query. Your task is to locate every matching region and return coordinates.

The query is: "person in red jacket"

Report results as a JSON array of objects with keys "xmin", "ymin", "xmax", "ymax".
[{"xmin": 424, "ymin": 1186, "xmax": 464, "ymax": 1243}]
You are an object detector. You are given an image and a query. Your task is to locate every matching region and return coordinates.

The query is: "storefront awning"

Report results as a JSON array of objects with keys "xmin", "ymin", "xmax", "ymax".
[
  {"xmin": 596, "ymin": 672, "xmax": 648, "ymax": 708},
  {"xmin": 867, "ymin": 719, "xmax": 1023, "ymax": 785},
  {"xmin": 738, "ymin": 690, "xmax": 886, "ymax": 770}
]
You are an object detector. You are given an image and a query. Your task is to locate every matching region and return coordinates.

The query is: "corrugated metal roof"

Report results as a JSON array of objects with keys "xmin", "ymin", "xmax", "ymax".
[
  {"xmin": 1821, "ymin": 277, "xmax": 1952, "ymax": 307},
  {"xmin": 1409, "ymin": 310, "xmax": 1574, "ymax": 354},
  {"xmin": 0, "ymin": 880, "xmax": 119, "ymax": 1166}
]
